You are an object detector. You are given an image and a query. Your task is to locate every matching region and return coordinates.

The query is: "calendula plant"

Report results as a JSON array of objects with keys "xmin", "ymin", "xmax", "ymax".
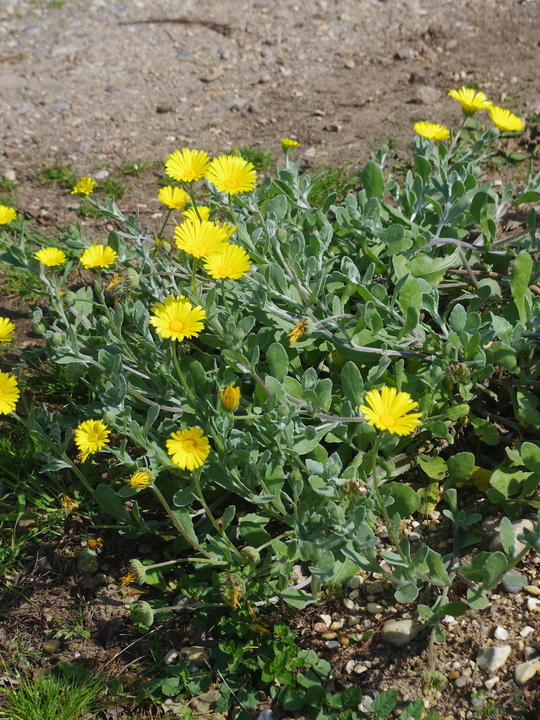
[{"xmin": 1, "ymin": 89, "xmax": 540, "ymax": 695}]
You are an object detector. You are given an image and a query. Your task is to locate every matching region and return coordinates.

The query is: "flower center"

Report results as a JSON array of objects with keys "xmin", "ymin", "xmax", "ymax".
[
  {"xmin": 379, "ymin": 413, "xmax": 396, "ymax": 428},
  {"xmin": 185, "ymin": 169, "xmax": 198, "ymax": 181},
  {"xmin": 181, "ymin": 439, "xmax": 196, "ymax": 452},
  {"xmin": 169, "ymin": 319, "xmax": 185, "ymax": 332},
  {"xmin": 87, "ymin": 431, "xmax": 100, "ymax": 442},
  {"xmin": 218, "ymin": 264, "xmax": 232, "ymax": 276},
  {"xmin": 223, "ymin": 178, "xmax": 238, "ymax": 190}
]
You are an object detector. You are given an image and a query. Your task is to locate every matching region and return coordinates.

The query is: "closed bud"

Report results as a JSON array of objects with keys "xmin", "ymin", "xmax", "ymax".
[
  {"xmin": 34, "ymin": 322, "xmax": 46, "ymax": 335},
  {"xmin": 51, "ymin": 332, "xmax": 64, "ymax": 346},
  {"xmin": 276, "ymin": 404, "xmax": 289, "ymax": 418},
  {"xmin": 126, "ymin": 267, "xmax": 140, "ymax": 288},
  {"xmin": 275, "ymin": 228, "xmax": 288, "ymax": 242},
  {"xmin": 232, "ymin": 328, "xmax": 245, "ymax": 343},
  {"xmin": 129, "ymin": 469, "xmax": 153, "ymax": 489},
  {"xmin": 102, "ymin": 410, "xmax": 118, "ymax": 424},
  {"xmin": 219, "ymin": 383, "xmax": 241, "ymax": 412},
  {"xmin": 63, "ymin": 291, "xmax": 76, "ymax": 304},
  {"xmin": 240, "ymin": 546, "xmax": 260, "ymax": 565}
]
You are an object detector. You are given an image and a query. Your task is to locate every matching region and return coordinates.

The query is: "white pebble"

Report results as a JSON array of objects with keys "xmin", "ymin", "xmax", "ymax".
[
  {"xmin": 345, "ymin": 659, "xmax": 356, "ymax": 674},
  {"xmin": 325, "ymin": 640, "xmax": 340, "ymax": 650},
  {"xmin": 342, "ymin": 598, "xmax": 355, "ymax": 611},
  {"xmin": 494, "ymin": 625, "xmax": 509, "ymax": 640},
  {"xmin": 319, "ymin": 614, "xmax": 332, "ymax": 625},
  {"xmin": 347, "ymin": 574, "xmax": 364, "ymax": 589},
  {"xmin": 520, "ymin": 626, "xmax": 535, "ymax": 638},
  {"xmin": 484, "ymin": 676, "xmax": 499, "ymax": 690},
  {"xmin": 348, "ymin": 590, "xmax": 359, "ymax": 600},
  {"xmin": 527, "ymin": 598, "xmax": 540, "ymax": 612},
  {"xmin": 367, "ymin": 602, "xmax": 384, "ymax": 614}
]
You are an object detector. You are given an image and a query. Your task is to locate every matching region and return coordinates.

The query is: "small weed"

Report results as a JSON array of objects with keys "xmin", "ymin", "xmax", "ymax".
[
  {"xmin": 0, "ymin": 175, "xmax": 18, "ymax": 194},
  {"xmin": 0, "ymin": 265, "xmax": 44, "ymax": 304},
  {"xmin": 98, "ymin": 178, "xmax": 126, "ymax": 199},
  {"xmin": 121, "ymin": 160, "xmax": 148, "ymax": 176},
  {"xmin": 308, "ymin": 162, "xmax": 361, "ymax": 206},
  {"xmin": 49, "ymin": 0, "xmax": 66, "ymax": 6},
  {"xmin": 52, "ymin": 609, "xmax": 91, "ymax": 640},
  {"xmin": 76, "ymin": 198, "xmax": 103, "ymax": 218},
  {"xmin": 202, "ymin": 122, "xmax": 218, "ymax": 130},
  {"xmin": 239, "ymin": 144, "xmax": 273, "ymax": 172},
  {"xmin": 38, "ymin": 164, "xmax": 77, "ymax": 188}
]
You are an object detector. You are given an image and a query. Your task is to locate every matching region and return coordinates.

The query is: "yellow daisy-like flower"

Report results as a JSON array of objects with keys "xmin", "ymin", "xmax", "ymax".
[
  {"xmin": 166, "ymin": 427, "xmax": 211, "ymax": 470},
  {"xmin": 489, "ymin": 106, "xmax": 524, "ymax": 133},
  {"xmin": 206, "ymin": 155, "xmax": 257, "ymax": 195},
  {"xmin": 287, "ymin": 318, "xmax": 310, "ymax": 344},
  {"xmin": 203, "ymin": 244, "xmax": 251, "ymax": 280},
  {"xmin": 359, "ymin": 386, "xmax": 422, "ymax": 436},
  {"xmin": 0, "ymin": 371, "xmax": 19, "ymax": 414},
  {"xmin": 71, "ymin": 177, "xmax": 96, "ymax": 195},
  {"xmin": 149, "ymin": 295, "xmax": 206, "ymax": 342},
  {"xmin": 158, "ymin": 185, "xmax": 190, "ymax": 210},
  {"xmin": 34, "ymin": 247, "xmax": 67, "ymax": 267},
  {"xmin": 182, "ymin": 205, "xmax": 211, "ymax": 222},
  {"xmin": 0, "ymin": 317, "xmax": 15, "ymax": 342},
  {"xmin": 165, "ymin": 148, "xmax": 211, "ymax": 183},
  {"xmin": 448, "ymin": 86, "xmax": 492, "ymax": 116},
  {"xmin": 0, "ymin": 205, "xmax": 17, "ymax": 224},
  {"xmin": 174, "ymin": 219, "xmax": 229, "ymax": 258},
  {"xmin": 219, "ymin": 383, "xmax": 241, "ymax": 412},
  {"xmin": 281, "ymin": 138, "xmax": 300, "ymax": 152},
  {"xmin": 221, "ymin": 222, "xmax": 237, "ymax": 241},
  {"xmin": 414, "ymin": 122, "xmax": 451, "ymax": 141},
  {"xmin": 80, "ymin": 245, "xmax": 118, "ymax": 269},
  {"xmin": 129, "ymin": 469, "xmax": 153, "ymax": 489},
  {"xmin": 73, "ymin": 419, "xmax": 110, "ymax": 455},
  {"xmin": 61, "ymin": 494, "xmax": 79, "ymax": 512}
]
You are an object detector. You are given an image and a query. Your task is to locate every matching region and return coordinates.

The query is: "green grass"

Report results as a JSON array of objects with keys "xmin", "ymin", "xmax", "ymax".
[
  {"xmin": 120, "ymin": 160, "xmax": 149, "ymax": 177},
  {"xmin": 98, "ymin": 178, "xmax": 126, "ymax": 199},
  {"xmin": 308, "ymin": 163, "xmax": 361, "ymax": 206},
  {"xmin": 37, "ymin": 164, "xmax": 77, "ymax": 188},
  {"xmin": 76, "ymin": 198, "xmax": 102, "ymax": 218},
  {"xmin": 0, "ymin": 265, "xmax": 44, "ymax": 304},
  {"xmin": 239, "ymin": 144, "xmax": 273, "ymax": 172}
]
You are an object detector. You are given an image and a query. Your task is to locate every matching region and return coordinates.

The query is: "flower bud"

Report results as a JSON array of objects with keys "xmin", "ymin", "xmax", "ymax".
[
  {"xmin": 240, "ymin": 546, "xmax": 260, "ymax": 565},
  {"xmin": 276, "ymin": 404, "xmax": 289, "ymax": 418},
  {"xmin": 275, "ymin": 228, "xmax": 288, "ymax": 242},
  {"xmin": 129, "ymin": 469, "xmax": 153, "ymax": 489},
  {"xmin": 232, "ymin": 328, "xmax": 245, "ymax": 343},
  {"xmin": 219, "ymin": 383, "xmax": 241, "ymax": 412},
  {"xmin": 102, "ymin": 410, "xmax": 118, "ymax": 424},
  {"xmin": 445, "ymin": 362, "xmax": 470, "ymax": 384},
  {"xmin": 33, "ymin": 322, "xmax": 46, "ymax": 335},
  {"xmin": 51, "ymin": 332, "xmax": 64, "ymax": 346}
]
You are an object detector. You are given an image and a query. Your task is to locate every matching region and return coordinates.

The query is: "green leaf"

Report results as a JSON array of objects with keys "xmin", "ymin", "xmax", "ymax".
[
  {"xmin": 95, "ymin": 484, "xmax": 132, "ymax": 524},
  {"xmin": 238, "ymin": 514, "xmax": 271, "ymax": 546},
  {"xmin": 397, "ymin": 277, "xmax": 422, "ymax": 317},
  {"xmin": 417, "ymin": 454, "xmax": 447, "ymax": 480},
  {"xmin": 499, "ymin": 516, "xmax": 517, "ymax": 557},
  {"xmin": 341, "ymin": 361, "xmax": 364, "ymax": 406},
  {"xmin": 172, "ymin": 486, "xmax": 198, "ymax": 507},
  {"xmin": 511, "ymin": 250, "xmax": 533, "ymax": 324},
  {"xmin": 370, "ymin": 688, "xmax": 398, "ymax": 719},
  {"xmin": 513, "ymin": 191, "xmax": 540, "ymax": 205},
  {"xmin": 399, "ymin": 700, "xmax": 425, "ymax": 720},
  {"xmin": 267, "ymin": 342, "xmax": 289, "ymax": 383},
  {"xmin": 445, "ymin": 404, "xmax": 469, "ymax": 420},
  {"xmin": 446, "ymin": 452, "xmax": 475, "ymax": 485},
  {"xmin": 439, "ymin": 601, "xmax": 468, "ymax": 617},
  {"xmin": 280, "ymin": 588, "xmax": 316, "ymax": 608},
  {"xmin": 405, "ymin": 247, "xmax": 460, "ymax": 286},
  {"xmin": 467, "ymin": 585, "xmax": 489, "ymax": 609},
  {"xmin": 502, "ymin": 569, "xmax": 528, "ymax": 589},
  {"xmin": 394, "ymin": 582, "xmax": 419, "ymax": 604},
  {"xmin": 470, "ymin": 415, "xmax": 500, "ymax": 445},
  {"xmin": 521, "ymin": 442, "xmax": 540, "ymax": 473},
  {"xmin": 379, "ymin": 482, "xmax": 421, "ymax": 518},
  {"xmin": 448, "ymin": 304, "xmax": 467, "ymax": 333},
  {"xmin": 483, "ymin": 551, "xmax": 508, "ymax": 588},
  {"xmin": 361, "ymin": 160, "xmax": 385, "ymax": 200},
  {"xmin": 516, "ymin": 388, "xmax": 540, "ymax": 427}
]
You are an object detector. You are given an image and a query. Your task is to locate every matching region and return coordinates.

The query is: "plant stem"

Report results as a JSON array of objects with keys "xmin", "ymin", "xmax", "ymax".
[
  {"xmin": 192, "ymin": 470, "xmax": 242, "ymax": 558},
  {"xmin": 158, "ymin": 208, "xmax": 173, "ymax": 238}
]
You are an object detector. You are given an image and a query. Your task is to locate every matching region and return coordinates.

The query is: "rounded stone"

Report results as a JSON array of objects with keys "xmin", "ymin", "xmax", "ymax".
[
  {"xmin": 380, "ymin": 619, "xmax": 420, "ymax": 648},
  {"xmin": 515, "ymin": 659, "xmax": 540, "ymax": 685},
  {"xmin": 476, "ymin": 645, "xmax": 512, "ymax": 674},
  {"xmin": 42, "ymin": 639, "xmax": 61, "ymax": 654}
]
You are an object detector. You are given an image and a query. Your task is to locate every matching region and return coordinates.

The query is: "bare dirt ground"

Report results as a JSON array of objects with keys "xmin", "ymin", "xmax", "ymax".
[{"xmin": 1, "ymin": 0, "xmax": 540, "ymax": 718}]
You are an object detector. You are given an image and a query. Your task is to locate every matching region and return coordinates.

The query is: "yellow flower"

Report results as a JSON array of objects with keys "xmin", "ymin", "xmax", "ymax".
[
  {"xmin": 219, "ymin": 383, "xmax": 241, "ymax": 412},
  {"xmin": 489, "ymin": 106, "xmax": 524, "ymax": 132},
  {"xmin": 414, "ymin": 122, "xmax": 450, "ymax": 141},
  {"xmin": 158, "ymin": 185, "xmax": 190, "ymax": 210},
  {"xmin": 0, "ymin": 371, "xmax": 20, "ymax": 414},
  {"xmin": 119, "ymin": 572, "xmax": 136, "ymax": 588},
  {"xmin": 182, "ymin": 205, "xmax": 211, "ymax": 222},
  {"xmin": 34, "ymin": 247, "xmax": 67, "ymax": 267},
  {"xmin": 448, "ymin": 86, "xmax": 492, "ymax": 116},
  {"xmin": 165, "ymin": 148, "xmax": 210, "ymax": 182},
  {"xmin": 71, "ymin": 177, "xmax": 96, "ymax": 195},
  {"xmin": 129, "ymin": 469, "xmax": 153, "ymax": 489},
  {"xmin": 174, "ymin": 219, "xmax": 229, "ymax": 258},
  {"xmin": 0, "ymin": 317, "xmax": 15, "ymax": 342},
  {"xmin": 203, "ymin": 244, "xmax": 251, "ymax": 280},
  {"xmin": 73, "ymin": 419, "xmax": 110, "ymax": 455},
  {"xmin": 61, "ymin": 494, "xmax": 79, "ymax": 512},
  {"xmin": 359, "ymin": 386, "xmax": 422, "ymax": 436},
  {"xmin": 281, "ymin": 138, "xmax": 300, "ymax": 152},
  {"xmin": 80, "ymin": 245, "xmax": 117, "ymax": 269},
  {"xmin": 149, "ymin": 295, "xmax": 205, "ymax": 341},
  {"xmin": 206, "ymin": 155, "xmax": 257, "ymax": 195},
  {"xmin": 166, "ymin": 427, "xmax": 211, "ymax": 470},
  {"xmin": 287, "ymin": 318, "xmax": 310, "ymax": 344},
  {"xmin": 221, "ymin": 222, "xmax": 237, "ymax": 241},
  {"xmin": 0, "ymin": 205, "xmax": 17, "ymax": 224}
]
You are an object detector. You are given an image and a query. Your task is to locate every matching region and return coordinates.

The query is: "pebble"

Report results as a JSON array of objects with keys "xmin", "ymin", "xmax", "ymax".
[
  {"xmin": 515, "ymin": 659, "xmax": 540, "ymax": 684},
  {"xmin": 520, "ymin": 626, "xmax": 535, "ymax": 638},
  {"xmin": 344, "ymin": 59, "xmax": 356, "ymax": 69},
  {"xmin": 380, "ymin": 619, "xmax": 420, "ymax": 647},
  {"xmin": 156, "ymin": 102, "xmax": 174, "ymax": 113},
  {"xmin": 318, "ymin": 614, "xmax": 332, "ymax": 626},
  {"xmin": 525, "ymin": 585, "xmax": 540, "ymax": 597},
  {"xmin": 325, "ymin": 640, "xmax": 340, "ymax": 650},
  {"xmin": 524, "ymin": 646, "xmax": 538, "ymax": 659},
  {"xmin": 347, "ymin": 574, "xmax": 364, "ymax": 589},
  {"xmin": 313, "ymin": 622, "xmax": 328, "ymax": 633},
  {"xmin": 347, "ymin": 616, "xmax": 359, "ymax": 627},
  {"xmin": 93, "ymin": 572, "xmax": 108, "ymax": 586},
  {"xmin": 489, "ymin": 519, "xmax": 534, "ymax": 555},
  {"xmin": 42, "ymin": 639, "xmax": 61, "ymax": 654},
  {"xmin": 366, "ymin": 582, "xmax": 385, "ymax": 594},
  {"xmin": 94, "ymin": 170, "xmax": 110, "ymax": 180},
  {"xmin": 476, "ymin": 645, "xmax": 511, "ymax": 674},
  {"xmin": 454, "ymin": 675, "xmax": 472, "ymax": 689},
  {"xmin": 329, "ymin": 621, "xmax": 342, "ymax": 631},
  {"xmin": 321, "ymin": 632, "xmax": 337, "ymax": 640},
  {"xmin": 257, "ymin": 709, "xmax": 274, "ymax": 720},
  {"xmin": 345, "ymin": 659, "xmax": 355, "ymax": 674},
  {"xmin": 178, "ymin": 646, "xmax": 211, "ymax": 664},
  {"xmin": 494, "ymin": 625, "xmax": 509, "ymax": 640},
  {"xmin": 354, "ymin": 664, "xmax": 368, "ymax": 674},
  {"xmin": 367, "ymin": 603, "xmax": 384, "ymax": 614},
  {"xmin": 348, "ymin": 590, "xmax": 359, "ymax": 600},
  {"xmin": 163, "ymin": 649, "xmax": 179, "ymax": 664},
  {"xmin": 484, "ymin": 676, "xmax": 499, "ymax": 690},
  {"xmin": 526, "ymin": 598, "xmax": 540, "ymax": 612},
  {"xmin": 342, "ymin": 598, "xmax": 355, "ymax": 611}
]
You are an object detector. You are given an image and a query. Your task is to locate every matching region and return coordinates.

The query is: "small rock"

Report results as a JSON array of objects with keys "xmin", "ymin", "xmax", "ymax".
[
  {"xmin": 50, "ymin": 43, "xmax": 79, "ymax": 58},
  {"xmin": 455, "ymin": 675, "xmax": 473, "ymax": 689},
  {"xmin": 347, "ymin": 575, "xmax": 364, "ymax": 589},
  {"xmin": 313, "ymin": 622, "xmax": 328, "ymax": 633},
  {"xmin": 489, "ymin": 519, "xmax": 534, "ymax": 555},
  {"xmin": 94, "ymin": 170, "xmax": 110, "ymax": 180},
  {"xmin": 367, "ymin": 602, "xmax": 384, "ymax": 614},
  {"xmin": 178, "ymin": 646, "xmax": 211, "ymax": 664},
  {"xmin": 318, "ymin": 613, "xmax": 332, "ymax": 626},
  {"xmin": 476, "ymin": 645, "xmax": 512, "ymax": 674},
  {"xmin": 520, "ymin": 626, "xmax": 535, "ymax": 638},
  {"xmin": 394, "ymin": 48, "xmax": 415, "ymax": 60},
  {"xmin": 93, "ymin": 572, "xmax": 108, "ymax": 587},
  {"xmin": 524, "ymin": 646, "xmax": 538, "ymax": 659},
  {"xmin": 329, "ymin": 621, "xmax": 343, "ymax": 631},
  {"xmin": 525, "ymin": 585, "xmax": 540, "ymax": 597},
  {"xmin": 527, "ymin": 598, "xmax": 540, "ymax": 612},
  {"xmin": 323, "ymin": 123, "xmax": 342, "ymax": 132},
  {"xmin": 257, "ymin": 709, "xmax": 274, "ymax": 720},
  {"xmin": 354, "ymin": 664, "xmax": 368, "ymax": 674},
  {"xmin": 344, "ymin": 59, "xmax": 355, "ymax": 69},
  {"xmin": 494, "ymin": 625, "xmax": 509, "ymax": 640},
  {"xmin": 515, "ymin": 659, "xmax": 540, "ymax": 685},
  {"xmin": 3, "ymin": 169, "xmax": 16, "ymax": 182},
  {"xmin": 342, "ymin": 598, "xmax": 355, "ymax": 611},
  {"xmin": 484, "ymin": 676, "xmax": 499, "ymax": 690},
  {"xmin": 156, "ymin": 102, "xmax": 174, "ymax": 114},
  {"xmin": 445, "ymin": 39, "xmax": 458, "ymax": 50},
  {"xmin": 321, "ymin": 632, "xmax": 337, "ymax": 640},
  {"xmin": 412, "ymin": 85, "xmax": 442, "ymax": 105},
  {"xmin": 345, "ymin": 659, "xmax": 355, "ymax": 674},
  {"xmin": 42, "ymin": 639, "xmax": 61, "ymax": 654},
  {"xmin": 339, "ymin": 634, "xmax": 350, "ymax": 648},
  {"xmin": 163, "ymin": 649, "xmax": 179, "ymax": 665},
  {"xmin": 380, "ymin": 619, "xmax": 420, "ymax": 648},
  {"xmin": 190, "ymin": 689, "xmax": 220, "ymax": 713},
  {"xmin": 325, "ymin": 640, "xmax": 340, "ymax": 650},
  {"xmin": 348, "ymin": 590, "xmax": 359, "ymax": 600},
  {"xmin": 347, "ymin": 616, "xmax": 359, "ymax": 627},
  {"xmin": 367, "ymin": 582, "xmax": 385, "ymax": 594},
  {"xmin": 200, "ymin": 69, "xmax": 224, "ymax": 83}
]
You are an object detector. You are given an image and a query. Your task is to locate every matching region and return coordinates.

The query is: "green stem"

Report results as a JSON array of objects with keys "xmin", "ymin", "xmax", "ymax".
[
  {"xmin": 151, "ymin": 483, "xmax": 214, "ymax": 559},
  {"xmin": 192, "ymin": 470, "xmax": 242, "ymax": 558},
  {"xmin": 158, "ymin": 208, "xmax": 173, "ymax": 238},
  {"xmin": 220, "ymin": 278, "xmax": 232, "ymax": 316},
  {"xmin": 187, "ymin": 185, "xmax": 203, "ymax": 221}
]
